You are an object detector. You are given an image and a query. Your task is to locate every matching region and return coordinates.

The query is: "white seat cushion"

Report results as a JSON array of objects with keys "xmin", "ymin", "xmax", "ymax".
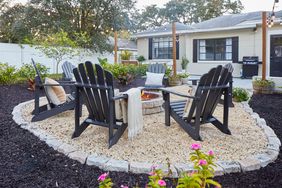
[
  {"xmin": 44, "ymin": 78, "xmax": 67, "ymax": 105},
  {"xmin": 145, "ymin": 72, "xmax": 164, "ymax": 86}
]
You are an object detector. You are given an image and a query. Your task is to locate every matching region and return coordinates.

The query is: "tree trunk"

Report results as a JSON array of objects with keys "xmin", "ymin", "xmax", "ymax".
[{"xmin": 56, "ymin": 62, "xmax": 59, "ymax": 74}]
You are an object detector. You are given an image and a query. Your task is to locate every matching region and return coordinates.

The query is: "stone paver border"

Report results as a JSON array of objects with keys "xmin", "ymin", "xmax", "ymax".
[{"xmin": 12, "ymin": 99, "xmax": 280, "ymax": 178}]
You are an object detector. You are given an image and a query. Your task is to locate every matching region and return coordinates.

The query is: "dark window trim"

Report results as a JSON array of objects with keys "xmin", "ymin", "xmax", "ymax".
[
  {"xmin": 150, "ymin": 36, "xmax": 179, "ymax": 60},
  {"xmin": 198, "ymin": 37, "xmax": 233, "ymax": 61}
]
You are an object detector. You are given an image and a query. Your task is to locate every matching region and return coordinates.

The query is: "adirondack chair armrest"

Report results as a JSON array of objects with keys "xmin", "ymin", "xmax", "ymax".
[
  {"xmin": 112, "ymin": 94, "xmax": 128, "ymax": 101},
  {"xmin": 200, "ymin": 85, "xmax": 229, "ymax": 90},
  {"xmin": 75, "ymin": 83, "xmax": 111, "ymax": 90},
  {"xmin": 57, "ymin": 80, "xmax": 75, "ymax": 84},
  {"xmin": 161, "ymin": 88, "xmax": 196, "ymax": 99},
  {"xmin": 39, "ymin": 83, "xmax": 75, "ymax": 87}
]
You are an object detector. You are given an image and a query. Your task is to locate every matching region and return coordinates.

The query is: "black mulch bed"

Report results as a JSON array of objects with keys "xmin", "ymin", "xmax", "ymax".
[{"xmin": 1, "ymin": 84, "xmax": 282, "ymax": 187}]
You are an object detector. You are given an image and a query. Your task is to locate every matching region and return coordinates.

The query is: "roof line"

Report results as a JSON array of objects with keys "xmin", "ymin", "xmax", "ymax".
[{"xmin": 134, "ymin": 24, "xmax": 257, "ymax": 38}]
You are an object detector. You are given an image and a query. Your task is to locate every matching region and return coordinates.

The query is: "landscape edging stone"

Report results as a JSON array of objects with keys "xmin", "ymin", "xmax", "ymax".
[{"xmin": 11, "ymin": 98, "xmax": 281, "ymax": 177}]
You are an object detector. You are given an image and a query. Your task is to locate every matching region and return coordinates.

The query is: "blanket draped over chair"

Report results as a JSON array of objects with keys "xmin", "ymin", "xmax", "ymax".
[{"xmin": 115, "ymin": 88, "xmax": 144, "ymax": 139}]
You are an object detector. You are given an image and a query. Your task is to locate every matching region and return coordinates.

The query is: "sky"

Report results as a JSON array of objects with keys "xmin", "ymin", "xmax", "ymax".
[{"xmin": 13, "ymin": 0, "xmax": 282, "ymax": 13}]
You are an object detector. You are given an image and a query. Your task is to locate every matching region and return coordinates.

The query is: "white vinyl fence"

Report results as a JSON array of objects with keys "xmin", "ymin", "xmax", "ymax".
[{"xmin": 0, "ymin": 42, "xmax": 117, "ymax": 73}]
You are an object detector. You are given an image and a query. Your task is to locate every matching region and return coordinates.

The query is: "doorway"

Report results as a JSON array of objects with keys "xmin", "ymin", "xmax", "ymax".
[{"xmin": 270, "ymin": 35, "xmax": 282, "ymax": 77}]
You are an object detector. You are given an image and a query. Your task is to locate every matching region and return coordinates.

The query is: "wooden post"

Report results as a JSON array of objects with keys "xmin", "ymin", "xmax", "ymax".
[
  {"xmin": 262, "ymin": 11, "xmax": 267, "ymax": 80},
  {"xmin": 114, "ymin": 31, "xmax": 118, "ymax": 64},
  {"xmin": 172, "ymin": 22, "xmax": 177, "ymax": 76}
]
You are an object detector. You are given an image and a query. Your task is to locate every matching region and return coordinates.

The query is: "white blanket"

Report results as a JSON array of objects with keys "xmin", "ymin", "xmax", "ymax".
[{"xmin": 115, "ymin": 88, "xmax": 143, "ymax": 139}]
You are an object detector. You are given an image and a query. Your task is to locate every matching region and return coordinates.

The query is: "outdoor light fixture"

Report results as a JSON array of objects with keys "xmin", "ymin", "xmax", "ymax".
[{"xmin": 267, "ymin": 0, "xmax": 280, "ymax": 27}]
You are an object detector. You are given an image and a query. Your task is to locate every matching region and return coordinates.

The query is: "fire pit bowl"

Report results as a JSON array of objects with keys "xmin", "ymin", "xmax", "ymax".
[{"xmin": 141, "ymin": 91, "xmax": 164, "ymax": 115}]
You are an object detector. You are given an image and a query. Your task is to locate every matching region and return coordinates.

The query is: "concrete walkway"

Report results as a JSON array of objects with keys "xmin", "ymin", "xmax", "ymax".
[
  {"xmin": 233, "ymin": 78, "xmax": 252, "ymax": 90},
  {"xmin": 189, "ymin": 76, "xmax": 253, "ymax": 90}
]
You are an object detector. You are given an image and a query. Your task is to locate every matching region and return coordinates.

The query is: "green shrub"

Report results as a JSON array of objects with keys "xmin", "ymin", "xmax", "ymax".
[
  {"xmin": 252, "ymin": 78, "xmax": 274, "ymax": 87},
  {"xmin": 97, "ymin": 57, "xmax": 108, "ymax": 67},
  {"xmin": 181, "ymin": 56, "xmax": 189, "ymax": 70},
  {"xmin": 47, "ymin": 73, "xmax": 63, "ymax": 80},
  {"xmin": 232, "ymin": 87, "xmax": 250, "ymax": 102},
  {"xmin": 0, "ymin": 63, "xmax": 18, "ymax": 85},
  {"xmin": 18, "ymin": 62, "xmax": 49, "ymax": 80},
  {"xmin": 165, "ymin": 66, "xmax": 172, "ymax": 77},
  {"xmin": 101, "ymin": 62, "xmax": 148, "ymax": 85},
  {"xmin": 177, "ymin": 73, "xmax": 189, "ymax": 78},
  {"xmin": 137, "ymin": 55, "xmax": 146, "ymax": 62}
]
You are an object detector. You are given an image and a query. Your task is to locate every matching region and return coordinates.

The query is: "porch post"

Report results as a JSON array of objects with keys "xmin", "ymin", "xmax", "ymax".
[
  {"xmin": 172, "ymin": 22, "xmax": 177, "ymax": 76},
  {"xmin": 262, "ymin": 11, "xmax": 267, "ymax": 80},
  {"xmin": 114, "ymin": 31, "xmax": 118, "ymax": 64}
]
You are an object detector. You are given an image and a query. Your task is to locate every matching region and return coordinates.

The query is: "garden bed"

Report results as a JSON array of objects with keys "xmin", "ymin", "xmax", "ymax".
[{"xmin": 1, "ymin": 84, "xmax": 282, "ymax": 187}]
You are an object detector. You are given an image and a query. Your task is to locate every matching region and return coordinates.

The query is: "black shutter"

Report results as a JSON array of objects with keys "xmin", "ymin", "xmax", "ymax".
[
  {"xmin": 193, "ymin": 39, "xmax": 198, "ymax": 63},
  {"xmin": 232, "ymin": 37, "xmax": 239, "ymax": 63},
  {"xmin": 176, "ymin": 36, "xmax": 179, "ymax": 60},
  {"xmin": 148, "ymin": 38, "xmax": 153, "ymax": 60}
]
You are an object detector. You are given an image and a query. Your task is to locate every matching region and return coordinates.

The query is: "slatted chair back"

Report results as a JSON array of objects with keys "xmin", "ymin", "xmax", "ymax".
[
  {"xmin": 224, "ymin": 63, "xmax": 234, "ymax": 73},
  {"xmin": 186, "ymin": 65, "xmax": 231, "ymax": 123},
  {"xmin": 31, "ymin": 58, "xmax": 54, "ymax": 106},
  {"xmin": 73, "ymin": 61, "xmax": 115, "ymax": 124},
  {"xmin": 31, "ymin": 58, "xmax": 44, "ymax": 85},
  {"xmin": 62, "ymin": 61, "xmax": 76, "ymax": 80},
  {"xmin": 148, "ymin": 63, "xmax": 166, "ymax": 74}
]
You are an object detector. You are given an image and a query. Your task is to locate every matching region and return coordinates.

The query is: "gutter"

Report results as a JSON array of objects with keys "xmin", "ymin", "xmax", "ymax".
[{"xmin": 134, "ymin": 24, "xmax": 257, "ymax": 38}]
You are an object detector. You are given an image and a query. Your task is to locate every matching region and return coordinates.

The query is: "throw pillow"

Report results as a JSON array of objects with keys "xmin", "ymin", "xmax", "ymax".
[
  {"xmin": 145, "ymin": 72, "xmax": 165, "ymax": 86},
  {"xmin": 44, "ymin": 78, "xmax": 67, "ymax": 105}
]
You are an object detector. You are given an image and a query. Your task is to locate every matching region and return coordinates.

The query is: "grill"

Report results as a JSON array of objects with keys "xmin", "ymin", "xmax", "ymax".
[{"xmin": 242, "ymin": 56, "xmax": 259, "ymax": 78}]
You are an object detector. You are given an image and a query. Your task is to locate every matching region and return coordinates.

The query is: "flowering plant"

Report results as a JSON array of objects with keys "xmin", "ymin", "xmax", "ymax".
[
  {"xmin": 98, "ymin": 173, "xmax": 113, "ymax": 188},
  {"xmin": 177, "ymin": 143, "xmax": 221, "ymax": 188},
  {"xmin": 147, "ymin": 166, "xmax": 167, "ymax": 188}
]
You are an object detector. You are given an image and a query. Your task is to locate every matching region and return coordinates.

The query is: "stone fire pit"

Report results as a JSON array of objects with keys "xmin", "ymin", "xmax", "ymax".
[{"xmin": 141, "ymin": 91, "xmax": 164, "ymax": 115}]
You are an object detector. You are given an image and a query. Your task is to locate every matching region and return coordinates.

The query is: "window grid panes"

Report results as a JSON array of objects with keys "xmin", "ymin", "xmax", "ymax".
[
  {"xmin": 152, "ymin": 37, "xmax": 173, "ymax": 59},
  {"xmin": 198, "ymin": 38, "xmax": 232, "ymax": 61}
]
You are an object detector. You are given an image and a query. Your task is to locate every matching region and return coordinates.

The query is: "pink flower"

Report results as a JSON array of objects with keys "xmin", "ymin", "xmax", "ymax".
[
  {"xmin": 198, "ymin": 159, "xmax": 208, "ymax": 166},
  {"xmin": 121, "ymin": 185, "xmax": 129, "ymax": 188},
  {"xmin": 98, "ymin": 173, "xmax": 108, "ymax": 181},
  {"xmin": 191, "ymin": 143, "xmax": 201, "ymax": 150},
  {"xmin": 158, "ymin": 180, "xmax": 166, "ymax": 187},
  {"xmin": 148, "ymin": 171, "xmax": 156, "ymax": 176},
  {"xmin": 208, "ymin": 150, "xmax": 214, "ymax": 156}
]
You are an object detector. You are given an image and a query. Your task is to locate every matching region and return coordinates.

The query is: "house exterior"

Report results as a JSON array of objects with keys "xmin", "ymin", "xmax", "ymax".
[{"xmin": 135, "ymin": 11, "xmax": 282, "ymax": 78}]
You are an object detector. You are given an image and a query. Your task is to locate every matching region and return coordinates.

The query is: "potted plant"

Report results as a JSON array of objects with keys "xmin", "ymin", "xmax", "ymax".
[
  {"xmin": 168, "ymin": 74, "xmax": 182, "ymax": 86},
  {"xmin": 178, "ymin": 73, "xmax": 190, "ymax": 84},
  {"xmin": 252, "ymin": 78, "xmax": 275, "ymax": 94},
  {"xmin": 120, "ymin": 50, "xmax": 132, "ymax": 60},
  {"xmin": 181, "ymin": 56, "xmax": 189, "ymax": 73},
  {"xmin": 137, "ymin": 55, "xmax": 146, "ymax": 64}
]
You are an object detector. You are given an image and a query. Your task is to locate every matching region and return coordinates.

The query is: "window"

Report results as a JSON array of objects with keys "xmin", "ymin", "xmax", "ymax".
[
  {"xmin": 198, "ymin": 38, "xmax": 232, "ymax": 61},
  {"xmin": 152, "ymin": 37, "xmax": 174, "ymax": 59}
]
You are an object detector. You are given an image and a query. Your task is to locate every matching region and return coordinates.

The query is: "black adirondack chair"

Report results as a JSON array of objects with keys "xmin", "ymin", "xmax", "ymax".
[
  {"xmin": 31, "ymin": 59, "xmax": 76, "ymax": 122},
  {"xmin": 189, "ymin": 63, "xmax": 234, "ymax": 107},
  {"xmin": 162, "ymin": 65, "xmax": 232, "ymax": 141},
  {"xmin": 62, "ymin": 61, "xmax": 76, "ymax": 81},
  {"xmin": 145, "ymin": 63, "xmax": 168, "ymax": 88},
  {"xmin": 72, "ymin": 61, "xmax": 128, "ymax": 148},
  {"xmin": 219, "ymin": 63, "xmax": 234, "ymax": 107}
]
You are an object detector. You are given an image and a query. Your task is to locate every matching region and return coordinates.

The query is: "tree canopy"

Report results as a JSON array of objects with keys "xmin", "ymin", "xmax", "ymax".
[
  {"xmin": 0, "ymin": 0, "xmax": 136, "ymax": 52},
  {"xmin": 135, "ymin": 0, "xmax": 244, "ymax": 30},
  {"xmin": 0, "ymin": 0, "xmax": 244, "ymax": 52}
]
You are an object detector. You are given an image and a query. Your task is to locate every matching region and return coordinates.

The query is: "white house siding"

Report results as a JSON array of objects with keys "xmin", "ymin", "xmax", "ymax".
[
  {"xmin": 137, "ymin": 38, "xmax": 149, "ymax": 60},
  {"xmin": 136, "ymin": 25, "xmax": 282, "ymax": 77},
  {"xmin": 0, "ymin": 43, "xmax": 115, "ymax": 74},
  {"xmin": 186, "ymin": 28, "xmax": 262, "ymax": 77},
  {"xmin": 186, "ymin": 25, "xmax": 282, "ymax": 77}
]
